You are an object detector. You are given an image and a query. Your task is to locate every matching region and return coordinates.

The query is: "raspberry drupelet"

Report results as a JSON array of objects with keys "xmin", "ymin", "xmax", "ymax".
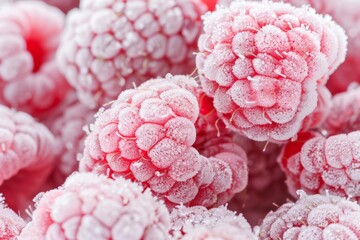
[
  {"xmin": 279, "ymin": 131, "xmax": 360, "ymax": 202},
  {"xmin": 196, "ymin": 1, "xmax": 347, "ymax": 142},
  {"xmin": 0, "ymin": 1, "xmax": 71, "ymax": 118},
  {"xmin": 259, "ymin": 191, "xmax": 360, "ymax": 240},
  {"xmin": 57, "ymin": 0, "xmax": 207, "ymax": 109},
  {"xmin": 80, "ymin": 74, "xmax": 248, "ymax": 208},
  {"xmin": 18, "ymin": 173, "xmax": 171, "ymax": 240},
  {"xmin": 0, "ymin": 105, "xmax": 56, "ymax": 212}
]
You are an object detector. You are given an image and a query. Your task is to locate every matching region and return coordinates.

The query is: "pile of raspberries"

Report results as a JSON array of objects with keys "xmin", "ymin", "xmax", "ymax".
[{"xmin": 1, "ymin": 0, "xmax": 360, "ymax": 239}]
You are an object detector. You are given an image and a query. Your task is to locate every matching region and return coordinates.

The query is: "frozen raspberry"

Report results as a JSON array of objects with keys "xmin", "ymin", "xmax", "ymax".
[
  {"xmin": 0, "ymin": 195, "xmax": 26, "ymax": 239},
  {"xmin": 279, "ymin": 130, "xmax": 360, "ymax": 202},
  {"xmin": 322, "ymin": 86, "xmax": 360, "ymax": 136},
  {"xmin": 196, "ymin": 1, "xmax": 347, "ymax": 142},
  {"xmin": 0, "ymin": 105, "xmax": 56, "ymax": 212},
  {"xmin": 80, "ymin": 75, "xmax": 248, "ymax": 208},
  {"xmin": 43, "ymin": 93, "xmax": 95, "ymax": 186},
  {"xmin": 259, "ymin": 191, "xmax": 360, "ymax": 240},
  {"xmin": 171, "ymin": 205, "xmax": 256, "ymax": 239},
  {"xmin": 228, "ymin": 136, "xmax": 290, "ymax": 226},
  {"xmin": 57, "ymin": 0, "xmax": 206, "ymax": 109},
  {"xmin": 18, "ymin": 172, "xmax": 171, "ymax": 240},
  {"xmin": 0, "ymin": 1, "xmax": 71, "ymax": 118}
]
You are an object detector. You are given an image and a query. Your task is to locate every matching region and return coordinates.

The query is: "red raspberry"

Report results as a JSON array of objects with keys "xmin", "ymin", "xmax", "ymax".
[
  {"xmin": 259, "ymin": 192, "xmax": 360, "ymax": 239},
  {"xmin": 57, "ymin": 0, "xmax": 206, "ymax": 109},
  {"xmin": 80, "ymin": 75, "xmax": 248, "ymax": 207},
  {"xmin": 0, "ymin": 1, "xmax": 71, "ymax": 118},
  {"xmin": 0, "ymin": 105, "xmax": 56, "ymax": 212},
  {"xmin": 0, "ymin": 196, "xmax": 26, "ymax": 239},
  {"xmin": 279, "ymin": 131, "xmax": 360, "ymax": 202},
  {"xmin": 322, "ymin": 86, "xmax": 360, "ymax": 136},
  {"xmin": 19, "ymin": 173, "xmax": 171, "ymax": 240},
  {"xmin": 171, "ymin": 205, "xmax": 256, "ymax": 239},
  {"xmin": 196, "ymin": 1, "xmax": 347, "ymax": 142}
]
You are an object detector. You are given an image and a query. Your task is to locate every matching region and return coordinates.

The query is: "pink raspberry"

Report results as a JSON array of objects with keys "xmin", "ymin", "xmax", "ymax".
[
  {"xmin": 0, "ymin": 1, "xmax": 71, "ymax": 118},
  {"xmin": 80, "ymin": 75, "xmax": 248, "ymax": 208},
  {"xmin": 322, "ymin": 86, "xmax": 360, "ymax": 136},
  {"xmin": 44, "ymin": 93, "xmax": 96, "ymax": 186},
  {"xmin": 57, "ymin": 0, "xmax": 206, "ymax": 109},
  {"xmin": 170, "ymin": 205, "xmax": 256, "ymax": 239},
  {"xmin": 0, "ymin": 105, "xmax": 56, "ymax": 212},
  {"xmin": 259, "ymin": 191, "xmax": 360, "ymax": 239},
  {"xmin": 0, "ymin": 195, "xmax": 26, "ymax": 239},
  {"xmin": 279, "ymin": 131, "xmax": 360, "ymax": 202},
  {"xmin": 196, "ymin": 1, "xmax": 347, "ymax": 142},
  {"xmin": 18, "ymin": 172, "xmax": 171, "ymax": 240}
]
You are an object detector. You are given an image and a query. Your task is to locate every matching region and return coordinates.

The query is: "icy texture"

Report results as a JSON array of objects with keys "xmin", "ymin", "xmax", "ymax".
[
  {"xmin": 80, "ymin": 75, "xmax": 248, "ymax": 207},
  {"xmin": 196, "ymin": 1, "xmax": 347, "ymax": 142},
  {"xmin": 0, "ymin": 105, "xmax": 56, "ymax": 212},
  {"xmin": 322, "ymin": 86, "xmax": 360, "ymax": 136},
  {"xmin": 18, "ymin": 172, "xmax": 171, "ymax": 240},
  {"xmin": 0, "ymin": 195, "xmax": 26, "ymax": 239},
  {"xmin": 57, "ymin": 0, "xmax": 206, "ymax": 109},
  {"xmin": 279, "ymin": 131, "xmax": 360, "ymax": 202},
  {"xmin": 259, "ymin": 192, "xmax": 360, "ymax": 240},
  {"xmin": 170, "ymin": 205, "xmax": 256, "ymax": 239},
  {"xmin": 0, "ymin": 1, "xmax": 70, "ymax": 118}
]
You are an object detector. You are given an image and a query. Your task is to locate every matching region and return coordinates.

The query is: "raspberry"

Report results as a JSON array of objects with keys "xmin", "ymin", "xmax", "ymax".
[
  {"xmin": 44, "ymin": 93, "xmax": 96, "ymax": 186},
  {"xmin": 57, "ymin": 0, "xmax": 206, "ymax": 109},
  {"xmin": 0, "ymin": 105, "xmax": 56, "ymax": 212},
  {"xmin": 196, "ymin": 1, "xmax": 347, "ymax": 142},
  {"xmin": 279, "ymin": 131, "xmax": 360, "ymax": 201},
  {"xmin": 322, "ymin": 86, "xmax": 360, "ymax": 136},
  {"xmin": 0, "ymin": 195, "xmax": 26, "ymax": 239},
  {"xmin": 0, "ymin": 1, "xmax": 71, "ymax": 118},
  {"xmin": 170, "ymin": 205, "xmax": 256, "ymax": 239},
  {"xmin": 259, "ymin": 191, "xmax": 360, "ymax": 240},
  {"xmin": 80, "ymin": 75, "xmax": 248, "ymax": 207},
  {"xmin": 18, "ymin": 172, "xmax": 171, "ymax": 240}
]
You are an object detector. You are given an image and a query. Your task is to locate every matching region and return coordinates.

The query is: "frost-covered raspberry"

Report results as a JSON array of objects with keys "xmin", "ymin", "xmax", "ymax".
[
  {"xmin": 80, "ymin": 75, "xmax": 248, "ymax": 207},
  {"xmin": 0, "ymin": 195, "xmax": 26, "ymax": 239},
  {"xmin": 19, "ymin": 172, "xmax": 171, "ymax": 240},
  {"xmin": 0, "ymin": 105, "xmax": 56, "ymax": 212},
  {"xmin": 196, "ymin": 1, "xmax": 347, "ymax": 142},
  {"xmin": 279, "ymin": 131, "xmax": 360, "ymax": 201},
  {"xmin": 228, "ymin": 136, "xmax": 289, "ymax": 226},
  {"xmin": 171, "ymin": 205, "xmax": 256, "ymax": 239},
  {"xmin": 0, "ymin": 1, "xmax": 70, "ymax": 118},
  {"xmin": 259, "ymin": 191, "xmax": 360, "ymax": 240},
  {"xmin": 44, "ymin": 93, "xmax": 95, "ymax": 186},
  {"xmin": 322, "ymin": 86, "xmax": 360, "ymax": 136},
  {"xmin": 57, "ymin": 0, "xmax": 206, "ymax": 109}
]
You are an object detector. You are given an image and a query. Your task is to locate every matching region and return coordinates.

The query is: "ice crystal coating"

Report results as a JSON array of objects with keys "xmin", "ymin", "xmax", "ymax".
[
  {"xmin": 0, "ymin": 195, "xmax": 26, "ymax": 239},
  {"xmin": 18, "ymin": 172, "xmax": 171, "ymax": 240},
  {"xmin": 196, "ymin": 1, "xmax": 347, "ymax": 142},
  {"xmin": 279, "ymin": 131, "xmax": 360, "ymax": 202},
  {"xmin": 0, "ymin": 105, "xmax": 56, "ymax": 212},
  {"xmin": 0, "ymin": 1, "xmax": 70, "ymax": 118},
  {"xmin": 80, "ymin": 75, "xmax": 248, "ymax": 207},
  {"xmin": 259, "ymin": 192, "xmax": 360, "ymax": 240},
  {"xmin": 171, "ymin": 205, "xmax": 256, "ymax": 239},
  {"xmin": 57, "ymin": 0, "xmax": 206, "ymax": 109}
]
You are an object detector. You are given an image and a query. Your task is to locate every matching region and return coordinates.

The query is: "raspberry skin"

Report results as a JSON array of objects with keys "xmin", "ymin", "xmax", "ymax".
[
  {"xmin": 18, "ymin": 173, "xmax": 171, "ymax": 240},
  {"xmin": 57, "ymin": 0, "xmax": 206, "ymax": 109},
  {"xmin": 279, "ymin": 131, "xmax": 360, "ymax": 202},
  {"xmin": 322, "ymin": 86, "xmax": 360, "ymax": 136},
  {"xmin": 0, "ymin": 1, "xmax": 71, "ymax": 118},
  {"xmin": 196, "ymin": 1, "xmax": 347, "ymax": 142},
  {"xmin": 0, "ymin": 105, "xmax": 56, "ymax": 212},
  {"xmin": 80, "ymin": 75, "xmax": 248, "ymax": 208},
  {"xmin": 170, "ymin": 205, "xmax": 256, "ymax": 240},
  {"xmin": 0, "ymin": 196, "xmax": 26, "ymax": 239},
  {"xmin": 259, "ymin": 192, "xmax": 360, "ymax": 240}
]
